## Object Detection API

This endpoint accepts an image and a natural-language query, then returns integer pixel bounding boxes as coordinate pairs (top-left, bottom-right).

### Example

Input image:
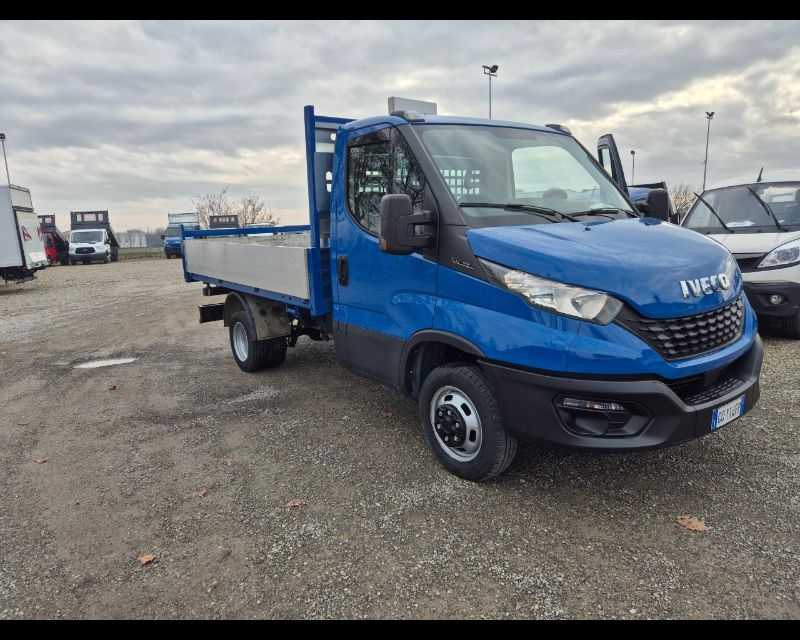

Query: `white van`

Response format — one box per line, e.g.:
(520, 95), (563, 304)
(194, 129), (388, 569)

(682, 170), (800, 337)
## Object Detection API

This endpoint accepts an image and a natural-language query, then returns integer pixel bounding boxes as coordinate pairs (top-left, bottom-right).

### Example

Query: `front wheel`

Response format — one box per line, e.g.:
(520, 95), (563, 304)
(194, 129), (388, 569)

(418, 363), (518, 481)
(229, 310), (287, 372)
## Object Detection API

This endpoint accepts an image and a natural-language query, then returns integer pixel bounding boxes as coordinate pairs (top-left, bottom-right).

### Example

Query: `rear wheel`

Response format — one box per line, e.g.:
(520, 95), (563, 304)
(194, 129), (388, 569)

(784, 312), (800, 339)
(418, 363), (518, 481)
(229, 310), (287, 372)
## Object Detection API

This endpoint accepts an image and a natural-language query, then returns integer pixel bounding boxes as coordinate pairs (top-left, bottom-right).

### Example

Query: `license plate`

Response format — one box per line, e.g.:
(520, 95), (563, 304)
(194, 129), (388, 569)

(711, 395), (746, 431)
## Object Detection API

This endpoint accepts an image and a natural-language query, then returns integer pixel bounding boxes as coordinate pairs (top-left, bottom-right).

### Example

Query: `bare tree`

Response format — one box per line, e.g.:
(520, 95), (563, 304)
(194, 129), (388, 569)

(192, 188), (233, 229)
(670, 182), (698, 223)
(235, 194), (281, 227)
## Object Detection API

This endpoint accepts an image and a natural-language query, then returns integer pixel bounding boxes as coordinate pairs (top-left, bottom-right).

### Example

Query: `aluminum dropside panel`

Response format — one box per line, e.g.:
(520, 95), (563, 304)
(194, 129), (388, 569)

(184, 239), (311, 302)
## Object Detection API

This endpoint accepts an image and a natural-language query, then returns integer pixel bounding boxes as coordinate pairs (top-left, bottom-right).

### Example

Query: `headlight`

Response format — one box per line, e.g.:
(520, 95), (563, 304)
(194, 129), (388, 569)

(479, 259), (623, 324)
(758, 239), (800, 269)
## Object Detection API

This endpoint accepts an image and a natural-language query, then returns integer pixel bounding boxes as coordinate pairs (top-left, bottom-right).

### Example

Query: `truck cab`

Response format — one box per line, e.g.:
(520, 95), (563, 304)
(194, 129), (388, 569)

(69, 227), (113, 264)
(181, 105), (763, 481)
(38, 214), (70, 265)
(596, 133), (678, 223)
(68, 211), (119, 265)
(682, 170), (800, 337)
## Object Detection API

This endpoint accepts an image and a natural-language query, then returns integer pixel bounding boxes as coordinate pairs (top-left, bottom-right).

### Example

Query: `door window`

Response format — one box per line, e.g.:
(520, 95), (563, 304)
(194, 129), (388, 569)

(347, 129), (427, 235)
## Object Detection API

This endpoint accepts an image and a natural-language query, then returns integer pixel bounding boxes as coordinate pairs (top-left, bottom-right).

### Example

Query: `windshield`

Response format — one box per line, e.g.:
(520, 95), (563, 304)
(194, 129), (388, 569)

(165, 225), (182, 237)
(70, 231), (103, 243)
(685, 183), (800, 230)
(418, 125), (634, 228)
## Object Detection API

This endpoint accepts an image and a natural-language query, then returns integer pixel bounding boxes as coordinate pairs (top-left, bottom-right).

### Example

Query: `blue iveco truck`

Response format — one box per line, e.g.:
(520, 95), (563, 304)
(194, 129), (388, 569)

(163, 212), (201, 258)
(181, 104), (763, 481)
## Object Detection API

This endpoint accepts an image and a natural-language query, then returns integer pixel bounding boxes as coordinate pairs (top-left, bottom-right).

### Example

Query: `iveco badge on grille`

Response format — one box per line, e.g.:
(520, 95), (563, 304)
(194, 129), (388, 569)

(680, 273), (731, 299)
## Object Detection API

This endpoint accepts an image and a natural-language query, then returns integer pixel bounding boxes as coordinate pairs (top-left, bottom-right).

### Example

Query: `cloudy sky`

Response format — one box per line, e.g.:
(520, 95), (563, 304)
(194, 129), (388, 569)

(2, 20), (799, 230)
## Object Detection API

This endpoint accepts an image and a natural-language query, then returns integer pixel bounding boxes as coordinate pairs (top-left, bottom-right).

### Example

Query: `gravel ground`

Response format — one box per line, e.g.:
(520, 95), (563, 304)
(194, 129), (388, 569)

(0, 259), (798, 619)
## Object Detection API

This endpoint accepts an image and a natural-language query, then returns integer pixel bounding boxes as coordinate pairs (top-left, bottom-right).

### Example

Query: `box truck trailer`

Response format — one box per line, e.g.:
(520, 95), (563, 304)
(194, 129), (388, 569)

(1, 185), (48, 283)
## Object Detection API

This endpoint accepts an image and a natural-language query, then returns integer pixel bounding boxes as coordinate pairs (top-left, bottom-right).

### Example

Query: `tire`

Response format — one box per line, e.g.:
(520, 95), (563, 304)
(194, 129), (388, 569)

(110, 249), (119, 263)
(165, 252), (171, 259)
(69, 260), (75, 266)
(418, 363), (518, 481)
(104, 252), (110, 264)
(228, 310), (287, 372)
(784, 312), (800, 339)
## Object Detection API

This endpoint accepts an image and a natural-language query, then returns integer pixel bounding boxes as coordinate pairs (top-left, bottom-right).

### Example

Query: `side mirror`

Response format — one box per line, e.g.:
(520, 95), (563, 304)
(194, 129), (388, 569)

(379, 194), (434, 255)
(636, 188), (670, 221)
(160, 234), (165, 240)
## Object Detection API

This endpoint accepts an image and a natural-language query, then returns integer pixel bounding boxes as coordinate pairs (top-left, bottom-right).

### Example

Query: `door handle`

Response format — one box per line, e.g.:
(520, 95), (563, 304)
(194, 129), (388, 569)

(337, 255), (349, 286)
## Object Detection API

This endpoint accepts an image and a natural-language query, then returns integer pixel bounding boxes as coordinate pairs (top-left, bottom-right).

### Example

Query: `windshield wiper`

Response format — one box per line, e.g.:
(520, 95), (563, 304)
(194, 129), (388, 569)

(746, 186), (788, 232)
(693, 192), (732, 233)
(460, 202), (581, 223)
(572, 207), (637, 220)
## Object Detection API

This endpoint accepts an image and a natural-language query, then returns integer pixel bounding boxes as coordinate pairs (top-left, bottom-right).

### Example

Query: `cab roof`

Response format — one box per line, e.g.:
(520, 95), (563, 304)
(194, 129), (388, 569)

(339, 114), (568, 135)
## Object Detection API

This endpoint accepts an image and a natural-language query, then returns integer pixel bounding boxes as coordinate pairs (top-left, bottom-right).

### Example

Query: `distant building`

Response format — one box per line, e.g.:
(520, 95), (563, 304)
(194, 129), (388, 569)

(117, 229), (148, 248)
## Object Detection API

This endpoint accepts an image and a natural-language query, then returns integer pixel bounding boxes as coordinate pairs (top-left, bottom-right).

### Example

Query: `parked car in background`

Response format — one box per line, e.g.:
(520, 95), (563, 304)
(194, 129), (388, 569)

(682, 170), (800, 337)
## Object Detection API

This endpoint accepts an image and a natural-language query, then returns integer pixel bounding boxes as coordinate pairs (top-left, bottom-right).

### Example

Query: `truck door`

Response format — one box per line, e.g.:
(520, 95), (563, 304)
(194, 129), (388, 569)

(332, 125), (437, 385)
(597, 133), (628, 193)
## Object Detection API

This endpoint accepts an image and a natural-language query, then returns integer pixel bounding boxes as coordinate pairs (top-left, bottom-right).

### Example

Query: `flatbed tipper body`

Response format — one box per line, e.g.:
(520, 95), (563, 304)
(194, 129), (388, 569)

(182, 104), (763, 481)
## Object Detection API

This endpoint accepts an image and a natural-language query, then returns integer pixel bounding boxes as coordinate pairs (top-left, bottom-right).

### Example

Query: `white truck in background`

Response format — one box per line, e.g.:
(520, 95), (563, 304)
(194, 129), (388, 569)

(0, 185), (48, 283)
(68, 210), (120, 264)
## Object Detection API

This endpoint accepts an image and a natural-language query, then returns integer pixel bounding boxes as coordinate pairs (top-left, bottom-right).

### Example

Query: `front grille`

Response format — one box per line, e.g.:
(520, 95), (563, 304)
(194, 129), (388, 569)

(75, 247), (95, 254)
(684, 376), (744, 405)
(616, 297), (744, 361)
(733, 253), (765, 273)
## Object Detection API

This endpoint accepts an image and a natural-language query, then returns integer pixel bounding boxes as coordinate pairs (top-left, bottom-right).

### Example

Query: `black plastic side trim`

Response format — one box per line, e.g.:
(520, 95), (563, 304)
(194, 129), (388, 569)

(336, 323), (405, 388)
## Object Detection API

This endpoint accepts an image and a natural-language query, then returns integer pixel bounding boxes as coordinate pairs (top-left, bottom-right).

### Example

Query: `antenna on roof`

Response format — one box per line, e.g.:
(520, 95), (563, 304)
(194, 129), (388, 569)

(756, 167), (763, 183)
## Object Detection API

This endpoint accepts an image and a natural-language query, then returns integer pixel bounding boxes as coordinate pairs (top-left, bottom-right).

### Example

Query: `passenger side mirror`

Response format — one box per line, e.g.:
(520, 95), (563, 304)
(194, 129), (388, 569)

(379, 194), (434, 255)
(160, 234), (165, 240)
(636, 188), (670, 222)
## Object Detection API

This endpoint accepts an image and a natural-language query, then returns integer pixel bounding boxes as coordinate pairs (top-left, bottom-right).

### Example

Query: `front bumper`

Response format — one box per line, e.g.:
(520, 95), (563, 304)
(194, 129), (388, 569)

(743, 281), (800, 319)
(480, 334), (763, 451)
(70, 251), (106, 262)
(164, 245), (182, 257)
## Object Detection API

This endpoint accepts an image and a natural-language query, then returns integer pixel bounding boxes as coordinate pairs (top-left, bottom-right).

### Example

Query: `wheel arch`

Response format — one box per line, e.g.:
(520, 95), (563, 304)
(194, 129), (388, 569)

(224, 292), (290, 341)
(399, 330), (486, 399)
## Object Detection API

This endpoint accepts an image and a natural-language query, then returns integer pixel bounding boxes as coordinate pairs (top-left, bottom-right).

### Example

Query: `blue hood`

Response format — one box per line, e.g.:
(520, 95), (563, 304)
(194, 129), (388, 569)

(467, 218), (741, 318)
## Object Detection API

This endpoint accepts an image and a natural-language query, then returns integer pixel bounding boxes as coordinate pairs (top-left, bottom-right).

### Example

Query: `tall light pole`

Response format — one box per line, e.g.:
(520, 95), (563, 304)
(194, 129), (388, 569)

(0, 133), (11, 186)
(630, 149), (636, 185)
(702, 111), (714, 191)
(482, 64), (498, 119)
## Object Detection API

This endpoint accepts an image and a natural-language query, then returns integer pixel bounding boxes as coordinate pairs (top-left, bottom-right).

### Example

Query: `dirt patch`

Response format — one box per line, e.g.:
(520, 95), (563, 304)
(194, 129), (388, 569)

(0, 260), (798, 619)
